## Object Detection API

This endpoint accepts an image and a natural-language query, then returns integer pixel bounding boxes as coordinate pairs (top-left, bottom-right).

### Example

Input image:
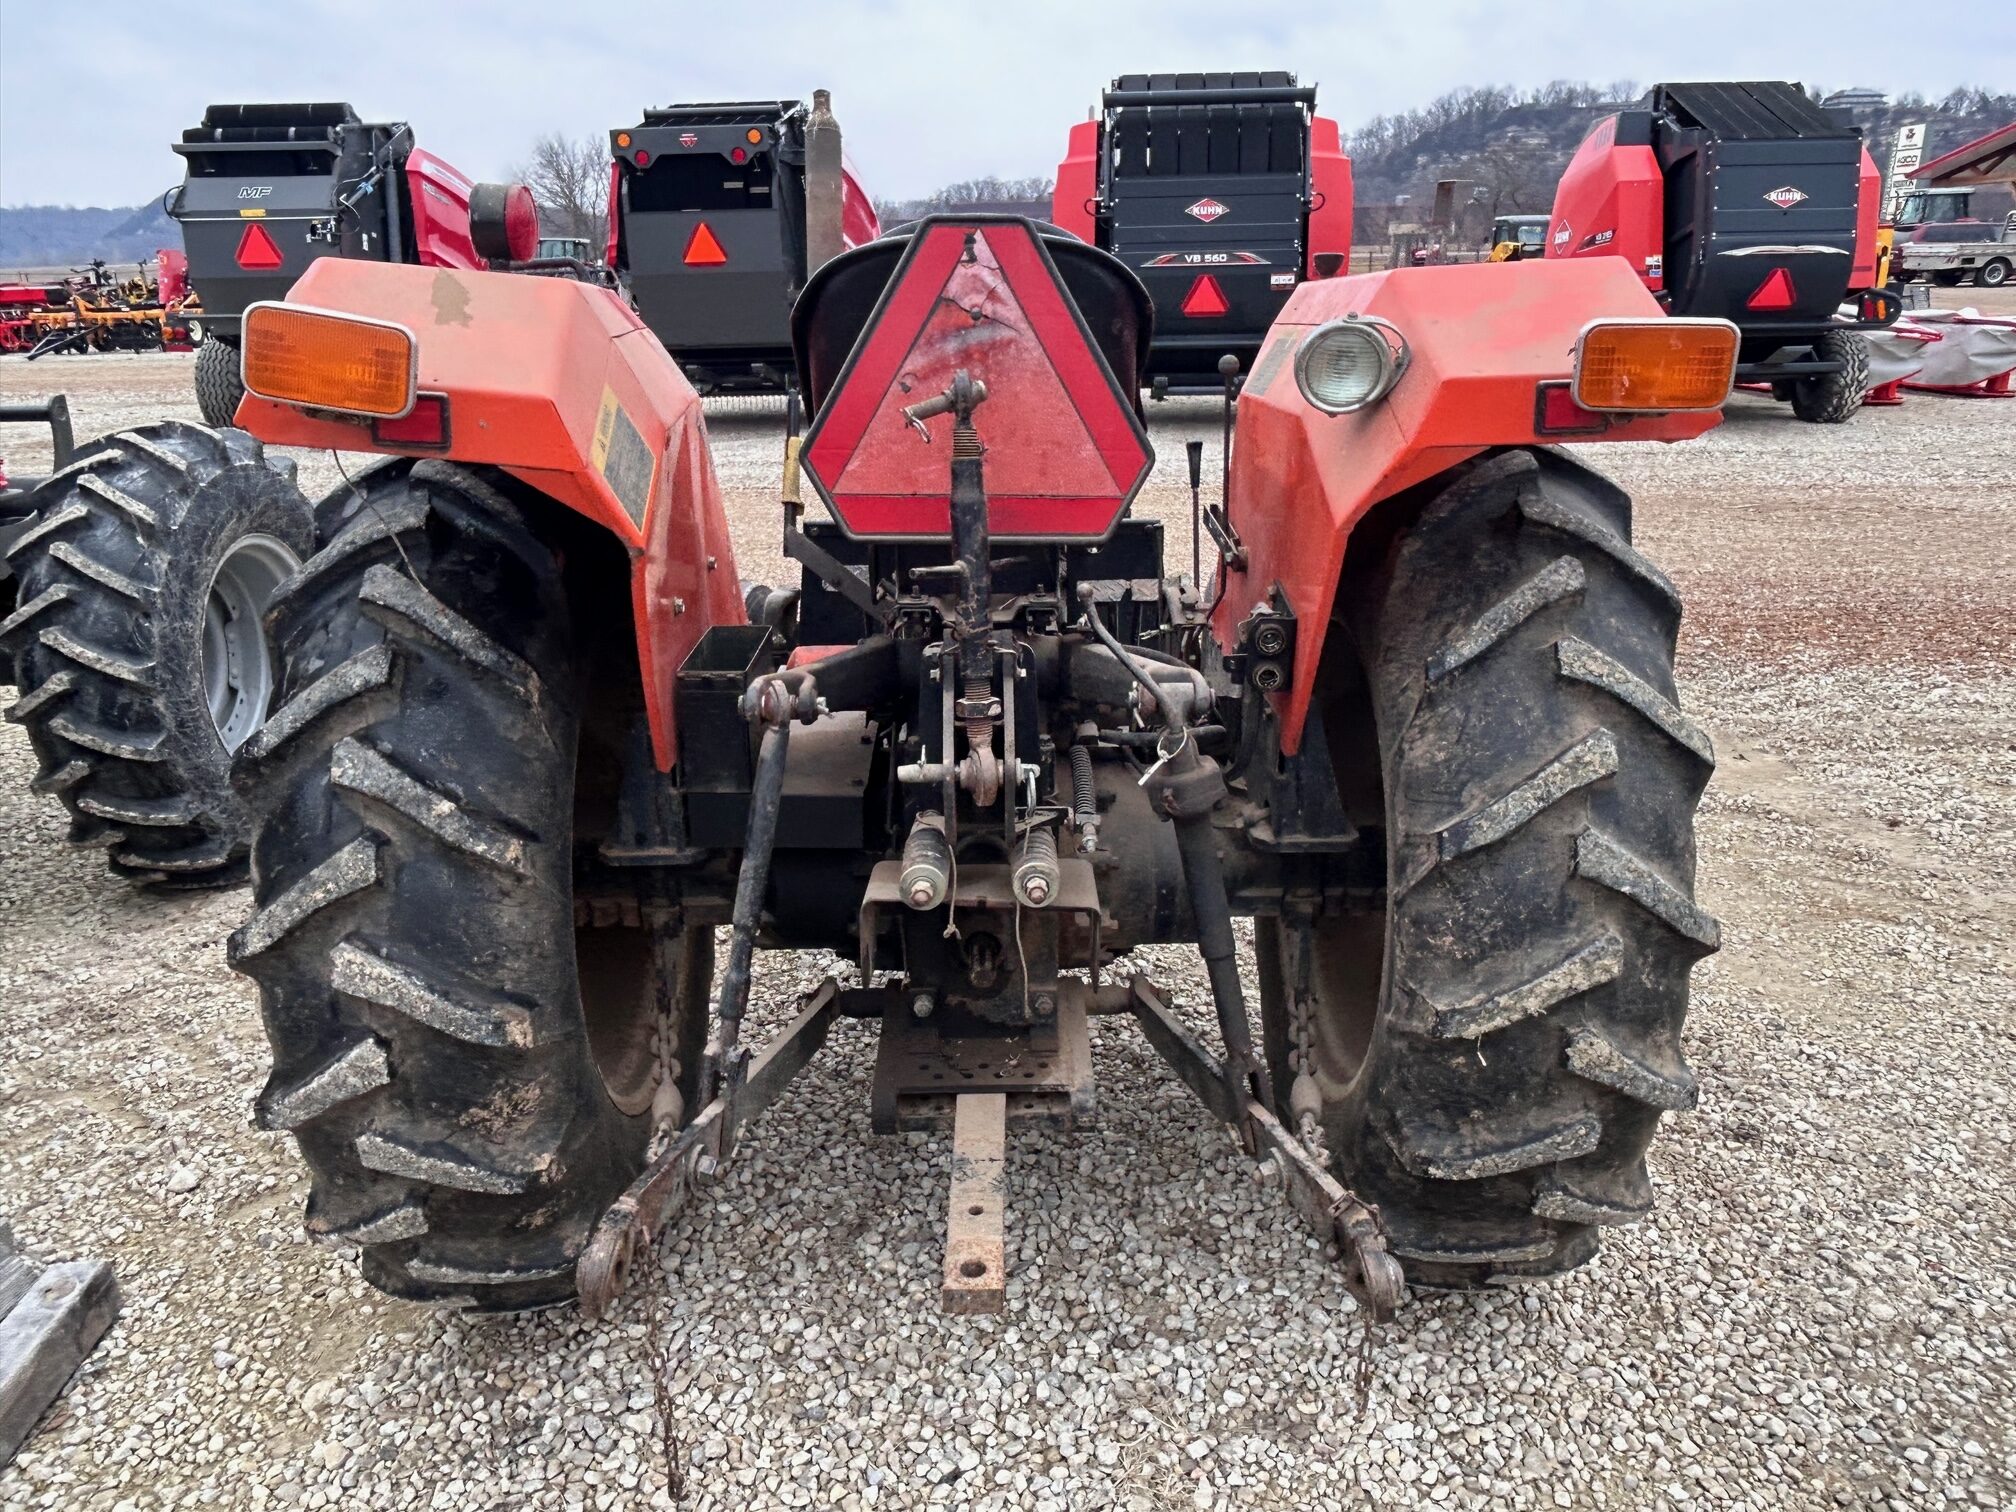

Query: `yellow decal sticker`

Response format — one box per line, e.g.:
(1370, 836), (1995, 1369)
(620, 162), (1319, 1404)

(590, 387), (656, 528)
(238, 208), (267, 218)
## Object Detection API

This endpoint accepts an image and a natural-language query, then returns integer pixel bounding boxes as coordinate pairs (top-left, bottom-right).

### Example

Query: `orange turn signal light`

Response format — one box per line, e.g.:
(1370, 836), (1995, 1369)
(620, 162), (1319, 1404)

(615, 132), (632, 148)
(240, 302), (418, 420)
(1572, 318), (1739, 412)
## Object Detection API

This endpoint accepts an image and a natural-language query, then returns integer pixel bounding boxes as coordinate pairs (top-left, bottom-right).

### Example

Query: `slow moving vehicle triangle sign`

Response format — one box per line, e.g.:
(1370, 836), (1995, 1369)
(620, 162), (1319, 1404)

(800, 218), (1152, 541)
(683, 221), (728, 266)
(234, 222), (286, 271)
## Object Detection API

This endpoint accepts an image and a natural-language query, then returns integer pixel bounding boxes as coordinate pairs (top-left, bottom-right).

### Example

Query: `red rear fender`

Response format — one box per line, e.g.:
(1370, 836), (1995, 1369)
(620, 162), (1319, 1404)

(233, 258), (745, 768)
(1217, 258), (1722, 754)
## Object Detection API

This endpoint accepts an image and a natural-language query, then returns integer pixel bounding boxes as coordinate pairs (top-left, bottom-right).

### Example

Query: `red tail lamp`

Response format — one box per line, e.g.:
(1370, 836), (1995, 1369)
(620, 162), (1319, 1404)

(372, 393), (451, 449)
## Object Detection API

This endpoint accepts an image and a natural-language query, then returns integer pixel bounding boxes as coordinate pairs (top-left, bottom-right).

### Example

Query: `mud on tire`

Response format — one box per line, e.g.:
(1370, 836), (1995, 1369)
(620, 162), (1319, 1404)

(228, 459), (711, 1311)
(1261, 447), (1719, 1289)
(1, 422), (310, 887)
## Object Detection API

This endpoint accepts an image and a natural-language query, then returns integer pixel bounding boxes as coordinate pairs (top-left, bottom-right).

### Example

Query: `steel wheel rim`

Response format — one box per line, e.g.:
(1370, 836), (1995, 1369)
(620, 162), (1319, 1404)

(203, 533), (298, 751)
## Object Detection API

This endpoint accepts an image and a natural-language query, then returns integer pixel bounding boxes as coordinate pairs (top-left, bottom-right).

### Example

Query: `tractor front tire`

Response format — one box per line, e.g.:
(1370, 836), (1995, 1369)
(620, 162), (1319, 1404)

(1789, 331), (1869, 423)
(228, 459), (712, 1311)
(194, 338), (245, 429)
(1, 422), (310, 887)
(1260, 447), (1718, 1288)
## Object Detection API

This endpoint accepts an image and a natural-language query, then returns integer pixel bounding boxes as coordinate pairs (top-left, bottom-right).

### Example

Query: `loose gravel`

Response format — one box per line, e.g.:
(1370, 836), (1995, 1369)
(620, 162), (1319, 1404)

(2, 299), (2012, 1511)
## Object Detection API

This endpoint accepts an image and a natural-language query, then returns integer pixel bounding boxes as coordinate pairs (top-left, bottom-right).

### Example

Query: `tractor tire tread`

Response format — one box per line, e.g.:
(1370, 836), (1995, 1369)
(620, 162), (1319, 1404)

(229, 460), (666, 1311)
(1790, 330), (1870, 423)
(194, 339), (245, 429)
(1316, 445), (1715, 1288)
(3, 422), (311, 888)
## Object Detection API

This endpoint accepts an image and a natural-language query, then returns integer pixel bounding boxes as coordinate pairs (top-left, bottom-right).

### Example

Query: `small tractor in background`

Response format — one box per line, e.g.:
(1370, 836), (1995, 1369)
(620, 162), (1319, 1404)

(1548, 80), (1898, 422)
(167, 103), (486, 426)
(0, 400), (312, 887)
(1053, 73), (1353, 393)
(1489, 214), (1551, 261)
(216, 117), (1735, 1330)
(605, 91), (879, 393)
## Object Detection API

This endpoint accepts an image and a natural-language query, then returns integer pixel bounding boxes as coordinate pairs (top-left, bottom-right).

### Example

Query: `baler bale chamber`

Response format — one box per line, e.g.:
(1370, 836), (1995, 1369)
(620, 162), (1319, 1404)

(607, 96), (878, 394)
(1053, 73), (1353, 392)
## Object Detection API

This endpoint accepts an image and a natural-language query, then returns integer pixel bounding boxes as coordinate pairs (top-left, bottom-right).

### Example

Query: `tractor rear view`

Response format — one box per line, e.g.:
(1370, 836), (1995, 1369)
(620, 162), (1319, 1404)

(219, 184), (1733, 1330)
(607, 93), (879, 393)
(1548, 80), (1897, 422)
(1053, 73), (1353, 392)
(168, 103), (485, 425)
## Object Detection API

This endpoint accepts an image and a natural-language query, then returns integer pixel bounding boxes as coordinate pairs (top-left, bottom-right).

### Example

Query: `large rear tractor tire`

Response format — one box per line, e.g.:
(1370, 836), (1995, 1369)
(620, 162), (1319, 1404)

(228, 459), (712, 1311)
(1789, 330), (1869, 423)
(1259, 447), (1718, 1288)
(194, 338), (245, 429)
(1, 422), (310, 887)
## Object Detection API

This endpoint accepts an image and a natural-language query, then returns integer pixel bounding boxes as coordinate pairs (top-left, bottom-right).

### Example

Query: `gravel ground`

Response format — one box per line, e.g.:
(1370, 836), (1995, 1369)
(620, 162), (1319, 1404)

(2, 292), (2013, 1512)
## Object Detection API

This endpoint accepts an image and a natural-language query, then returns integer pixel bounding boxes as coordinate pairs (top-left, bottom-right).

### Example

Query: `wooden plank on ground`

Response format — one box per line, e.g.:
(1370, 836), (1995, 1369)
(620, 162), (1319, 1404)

(0, 1249), (120, 1466)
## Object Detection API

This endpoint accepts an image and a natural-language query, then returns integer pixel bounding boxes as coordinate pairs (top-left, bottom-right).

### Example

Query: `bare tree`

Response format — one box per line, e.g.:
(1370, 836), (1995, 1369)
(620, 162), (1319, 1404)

(512, 132), (610, 253)
(877, 175), (1057, 224)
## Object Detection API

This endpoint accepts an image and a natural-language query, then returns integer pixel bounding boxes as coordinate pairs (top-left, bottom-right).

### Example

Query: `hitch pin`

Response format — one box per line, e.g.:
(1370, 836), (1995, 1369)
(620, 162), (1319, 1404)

(901, 390), (954, 441)
(1137, 728), (1188, 787)
(901, 379), (988, 443)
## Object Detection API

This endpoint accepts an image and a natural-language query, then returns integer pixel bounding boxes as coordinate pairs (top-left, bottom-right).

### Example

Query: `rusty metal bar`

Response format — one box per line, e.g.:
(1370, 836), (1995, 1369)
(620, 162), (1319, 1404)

(577, 980), (841, 1317)
(1127, 976), (1405, 1320)
(941, 1093), (1007, 1314)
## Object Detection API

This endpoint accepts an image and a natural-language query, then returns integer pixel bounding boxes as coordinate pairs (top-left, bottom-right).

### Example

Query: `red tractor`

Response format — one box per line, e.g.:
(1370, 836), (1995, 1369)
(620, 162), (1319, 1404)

(218, 193), (1735, 1320)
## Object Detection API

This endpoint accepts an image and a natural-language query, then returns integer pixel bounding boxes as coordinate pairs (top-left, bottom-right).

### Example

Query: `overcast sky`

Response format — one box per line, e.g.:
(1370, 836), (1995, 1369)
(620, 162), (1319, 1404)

(2, 0), (2010, 207)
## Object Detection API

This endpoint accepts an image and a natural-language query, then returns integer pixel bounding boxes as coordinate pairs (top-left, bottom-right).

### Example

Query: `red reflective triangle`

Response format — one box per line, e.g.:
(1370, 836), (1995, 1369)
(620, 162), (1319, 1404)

(1747, 266), (1796, 311)
(234, 222), (286, 271)
(1180, 274), (1230, 318)
(799, 220), (1151, 540)
(683, 221), (728, 266)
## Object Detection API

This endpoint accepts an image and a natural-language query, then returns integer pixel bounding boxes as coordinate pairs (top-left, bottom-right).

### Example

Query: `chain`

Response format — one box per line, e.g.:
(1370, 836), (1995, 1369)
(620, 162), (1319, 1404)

(1286, 929), (1330, 1165)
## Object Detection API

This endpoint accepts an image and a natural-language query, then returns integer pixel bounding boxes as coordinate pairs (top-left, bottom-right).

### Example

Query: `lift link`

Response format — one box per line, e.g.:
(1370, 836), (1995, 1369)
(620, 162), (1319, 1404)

(580, 667), (835, 1319)
(576, 982), (842, 1318)
(1126, 978), (1405, 1322)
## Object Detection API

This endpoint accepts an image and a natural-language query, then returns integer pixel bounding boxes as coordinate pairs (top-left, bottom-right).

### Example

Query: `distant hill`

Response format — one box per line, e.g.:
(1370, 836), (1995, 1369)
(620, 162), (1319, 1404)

(1346, 83), (2016, 233)
(1, 198), (179, 274)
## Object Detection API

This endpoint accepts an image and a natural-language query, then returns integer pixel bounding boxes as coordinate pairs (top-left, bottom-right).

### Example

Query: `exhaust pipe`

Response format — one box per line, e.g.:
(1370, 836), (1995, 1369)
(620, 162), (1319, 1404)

(805, 88), (846, 275)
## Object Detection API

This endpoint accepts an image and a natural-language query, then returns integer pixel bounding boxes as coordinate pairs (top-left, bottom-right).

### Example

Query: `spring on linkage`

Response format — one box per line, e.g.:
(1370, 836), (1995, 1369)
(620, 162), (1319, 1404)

(1012, 825), (1061, 908)
(1069, 743), (1097, 847)
(900, 813), (952, 911)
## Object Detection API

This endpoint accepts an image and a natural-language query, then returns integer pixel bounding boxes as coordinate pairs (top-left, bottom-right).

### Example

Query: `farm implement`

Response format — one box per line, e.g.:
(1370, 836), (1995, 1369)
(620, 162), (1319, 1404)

(168, 103), (488, 425)
(0, 258), (197, 359)
(1548, 80), (1899, 421)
